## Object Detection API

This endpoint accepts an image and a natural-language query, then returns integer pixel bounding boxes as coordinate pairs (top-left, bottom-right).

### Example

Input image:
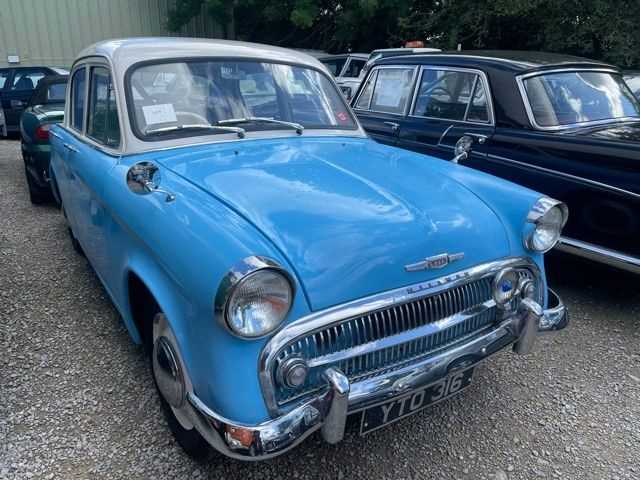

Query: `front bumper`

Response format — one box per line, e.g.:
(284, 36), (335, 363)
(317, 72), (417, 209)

(184, 288), (567, 461)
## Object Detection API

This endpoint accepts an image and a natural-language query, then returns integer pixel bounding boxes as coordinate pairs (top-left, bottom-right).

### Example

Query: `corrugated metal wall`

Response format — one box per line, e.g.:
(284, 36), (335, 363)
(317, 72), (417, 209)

(0, 0), (222, 68)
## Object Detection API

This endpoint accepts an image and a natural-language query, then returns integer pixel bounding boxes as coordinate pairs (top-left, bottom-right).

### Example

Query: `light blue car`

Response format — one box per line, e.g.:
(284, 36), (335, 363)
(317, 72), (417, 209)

(49, 38), (568, 461)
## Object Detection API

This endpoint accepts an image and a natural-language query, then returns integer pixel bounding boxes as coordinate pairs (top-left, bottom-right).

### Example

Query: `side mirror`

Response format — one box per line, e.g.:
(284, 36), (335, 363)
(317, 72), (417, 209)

(127, 161), (175, 203)
(451, 133), (489, 164)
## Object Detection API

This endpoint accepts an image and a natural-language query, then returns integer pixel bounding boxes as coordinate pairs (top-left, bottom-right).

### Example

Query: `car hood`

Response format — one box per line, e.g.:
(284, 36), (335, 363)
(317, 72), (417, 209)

(157, 137), (511, 311)
(574, 120), (640, 142)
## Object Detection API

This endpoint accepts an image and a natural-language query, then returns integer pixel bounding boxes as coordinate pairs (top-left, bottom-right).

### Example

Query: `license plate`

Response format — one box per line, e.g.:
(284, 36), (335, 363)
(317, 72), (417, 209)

(359, 367), (475, 435)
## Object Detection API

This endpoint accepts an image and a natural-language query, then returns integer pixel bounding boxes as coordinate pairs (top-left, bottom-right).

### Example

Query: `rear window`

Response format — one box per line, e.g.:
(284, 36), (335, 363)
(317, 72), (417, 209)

(47, 83), (67, 102)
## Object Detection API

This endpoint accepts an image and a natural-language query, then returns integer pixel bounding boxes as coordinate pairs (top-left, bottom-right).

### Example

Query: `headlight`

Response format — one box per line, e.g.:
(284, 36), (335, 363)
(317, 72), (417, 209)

(525, 198), (568, 253)
(216, 257), (294, 339)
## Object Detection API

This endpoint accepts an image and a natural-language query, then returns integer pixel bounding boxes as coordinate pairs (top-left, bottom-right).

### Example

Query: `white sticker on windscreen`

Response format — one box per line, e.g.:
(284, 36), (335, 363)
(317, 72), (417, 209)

(142, 104), (178, 125)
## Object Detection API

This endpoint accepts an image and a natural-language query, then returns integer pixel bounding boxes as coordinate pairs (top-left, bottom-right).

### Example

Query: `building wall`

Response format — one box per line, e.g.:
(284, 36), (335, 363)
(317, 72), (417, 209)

(0, 0), (221, 68)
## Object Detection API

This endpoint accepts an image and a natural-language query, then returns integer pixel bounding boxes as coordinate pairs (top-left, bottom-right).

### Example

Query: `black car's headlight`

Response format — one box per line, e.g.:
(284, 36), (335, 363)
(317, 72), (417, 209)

(524, 197), (568, 253)
(215, 256), (294, 338)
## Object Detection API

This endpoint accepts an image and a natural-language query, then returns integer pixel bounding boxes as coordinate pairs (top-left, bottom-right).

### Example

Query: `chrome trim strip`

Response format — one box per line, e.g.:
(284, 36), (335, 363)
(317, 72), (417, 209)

(486, 153), (640, 200)
(515, 68), (640, 132)
(557, 237), (640, 274)
(259, 256), (541, 416)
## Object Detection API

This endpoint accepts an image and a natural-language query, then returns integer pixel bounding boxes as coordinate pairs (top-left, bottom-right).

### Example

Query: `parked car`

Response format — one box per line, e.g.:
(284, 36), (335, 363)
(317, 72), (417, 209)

(319, 53), (369, 100)
(353, 51), (640, 274)
(20, 74), (68, 204)
(0, 66), (68, 136)
(50, 38), (567, 461)
(624, 71), (640, 98)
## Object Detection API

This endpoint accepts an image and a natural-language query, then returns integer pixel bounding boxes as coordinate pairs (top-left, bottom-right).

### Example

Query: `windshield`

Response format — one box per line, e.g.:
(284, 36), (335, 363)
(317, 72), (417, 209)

(128, 60), (356, 139)
(522, 71), (640, 128)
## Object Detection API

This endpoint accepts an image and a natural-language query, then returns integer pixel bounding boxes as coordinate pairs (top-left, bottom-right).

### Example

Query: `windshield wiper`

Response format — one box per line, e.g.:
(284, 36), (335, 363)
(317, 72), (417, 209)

(144, 123), (246, 138)
(217, 117), (304, 135)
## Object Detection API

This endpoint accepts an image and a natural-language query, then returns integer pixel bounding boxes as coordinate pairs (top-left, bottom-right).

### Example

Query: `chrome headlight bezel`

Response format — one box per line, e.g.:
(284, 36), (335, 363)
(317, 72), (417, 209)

(214, 256), (295, 339)
(524, 197), (568, 253)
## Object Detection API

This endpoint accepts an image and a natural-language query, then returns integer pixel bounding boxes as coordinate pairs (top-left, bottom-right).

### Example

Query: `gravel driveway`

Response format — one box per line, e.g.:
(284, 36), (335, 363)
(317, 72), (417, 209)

(1, 138), (639, 479)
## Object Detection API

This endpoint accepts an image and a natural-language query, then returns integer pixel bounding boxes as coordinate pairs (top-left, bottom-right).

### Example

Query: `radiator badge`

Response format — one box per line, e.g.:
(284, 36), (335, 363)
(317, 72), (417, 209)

(404, 252), (465, 272)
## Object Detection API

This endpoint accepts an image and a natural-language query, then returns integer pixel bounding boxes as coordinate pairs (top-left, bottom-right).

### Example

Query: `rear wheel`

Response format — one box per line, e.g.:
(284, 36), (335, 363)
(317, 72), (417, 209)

(151, 312), (212, 460)
(24, 163), (50, 205)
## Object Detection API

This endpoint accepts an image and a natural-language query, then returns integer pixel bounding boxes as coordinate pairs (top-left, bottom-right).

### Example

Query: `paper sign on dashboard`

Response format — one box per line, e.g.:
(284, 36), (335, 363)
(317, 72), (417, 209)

(142, 104), (178, 125)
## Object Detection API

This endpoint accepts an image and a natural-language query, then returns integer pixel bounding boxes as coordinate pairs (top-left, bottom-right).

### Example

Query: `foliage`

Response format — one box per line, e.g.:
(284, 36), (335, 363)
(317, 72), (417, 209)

(167, 0), (640, 68)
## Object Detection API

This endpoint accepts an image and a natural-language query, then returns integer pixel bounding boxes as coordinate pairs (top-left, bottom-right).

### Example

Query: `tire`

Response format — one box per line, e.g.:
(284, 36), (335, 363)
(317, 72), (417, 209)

(150, 313), (212, 460)
(24, 164), (50, 205)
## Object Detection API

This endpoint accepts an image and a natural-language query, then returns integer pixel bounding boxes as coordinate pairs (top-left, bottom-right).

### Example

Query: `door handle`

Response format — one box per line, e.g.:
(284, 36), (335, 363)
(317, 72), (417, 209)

(384, 121), (400, 131)
(63, 143), (79, 153)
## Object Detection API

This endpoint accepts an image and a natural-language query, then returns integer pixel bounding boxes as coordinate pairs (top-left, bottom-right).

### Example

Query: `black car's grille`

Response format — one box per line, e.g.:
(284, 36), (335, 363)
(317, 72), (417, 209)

(273, 274), (508, 406)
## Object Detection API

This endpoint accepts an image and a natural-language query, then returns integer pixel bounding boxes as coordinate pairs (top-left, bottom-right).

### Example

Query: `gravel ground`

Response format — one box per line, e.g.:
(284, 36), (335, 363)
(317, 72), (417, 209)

(1, 138), (639, 480)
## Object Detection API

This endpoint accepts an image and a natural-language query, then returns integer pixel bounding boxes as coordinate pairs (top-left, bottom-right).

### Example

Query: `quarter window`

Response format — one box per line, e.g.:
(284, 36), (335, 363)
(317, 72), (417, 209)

(369, 68), (415, 114)
(87, 67), (120, 148)
(354, 70), (377, 110)
(413, 69), (491, 123)
(71, 67), (86, 131)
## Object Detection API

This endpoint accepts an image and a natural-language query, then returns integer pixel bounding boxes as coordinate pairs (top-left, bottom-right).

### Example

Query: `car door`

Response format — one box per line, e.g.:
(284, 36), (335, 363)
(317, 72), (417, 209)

(69, 65), (122, 280)
(54, 65), (88, 234)
(3, 68), (49, 129)
(395, 66), (495, 164)
(353, 66), (418, 146)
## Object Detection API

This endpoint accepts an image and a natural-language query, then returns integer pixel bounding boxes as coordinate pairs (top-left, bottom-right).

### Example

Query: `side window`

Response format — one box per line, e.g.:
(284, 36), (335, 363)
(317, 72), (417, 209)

(71, 68), (86, 131)
(87, 67), (120, 148)
(322, 58), (347, 77)
(354, 70), (378, 110)
(10, 69), (47, 90)
(413, 68), (491, 123)
(369, 68), (415, 115)
(467, 80), (490, 122)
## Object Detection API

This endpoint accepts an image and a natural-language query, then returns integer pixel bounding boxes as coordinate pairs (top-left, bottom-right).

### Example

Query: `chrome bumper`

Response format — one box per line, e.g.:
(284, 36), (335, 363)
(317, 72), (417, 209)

(185, 289), (567, 461)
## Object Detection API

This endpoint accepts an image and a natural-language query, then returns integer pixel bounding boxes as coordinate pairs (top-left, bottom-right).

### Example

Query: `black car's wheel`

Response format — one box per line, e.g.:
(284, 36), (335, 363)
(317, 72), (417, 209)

(24, 164), (50, 205)
(61, 205), (84, 255)
(151, 312), (212, 460)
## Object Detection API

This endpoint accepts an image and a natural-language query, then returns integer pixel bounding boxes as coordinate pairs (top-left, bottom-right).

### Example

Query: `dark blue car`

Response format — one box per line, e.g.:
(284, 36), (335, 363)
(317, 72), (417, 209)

(353, 51), (640, 275)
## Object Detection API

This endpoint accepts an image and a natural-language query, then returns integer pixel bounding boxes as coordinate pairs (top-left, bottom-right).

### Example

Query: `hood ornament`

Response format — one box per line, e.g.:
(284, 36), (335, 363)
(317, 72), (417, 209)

(405, 252), (464, 272)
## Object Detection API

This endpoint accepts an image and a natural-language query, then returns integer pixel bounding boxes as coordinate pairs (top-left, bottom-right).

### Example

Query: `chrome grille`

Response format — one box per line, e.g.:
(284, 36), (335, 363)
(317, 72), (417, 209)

(274, 275), (499, 405)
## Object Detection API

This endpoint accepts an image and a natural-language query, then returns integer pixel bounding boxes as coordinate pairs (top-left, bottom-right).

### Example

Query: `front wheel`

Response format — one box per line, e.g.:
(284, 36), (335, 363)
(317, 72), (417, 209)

(151, 312), (212, 460)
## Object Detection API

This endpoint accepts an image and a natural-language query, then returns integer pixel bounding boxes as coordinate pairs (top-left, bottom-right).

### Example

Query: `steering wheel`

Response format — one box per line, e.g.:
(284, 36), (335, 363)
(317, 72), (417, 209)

(175, 111), (210, 125)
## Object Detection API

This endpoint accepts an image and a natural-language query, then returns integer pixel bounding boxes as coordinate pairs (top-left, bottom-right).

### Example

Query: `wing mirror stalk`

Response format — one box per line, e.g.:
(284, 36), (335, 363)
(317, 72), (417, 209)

(452, 133), (489, 164)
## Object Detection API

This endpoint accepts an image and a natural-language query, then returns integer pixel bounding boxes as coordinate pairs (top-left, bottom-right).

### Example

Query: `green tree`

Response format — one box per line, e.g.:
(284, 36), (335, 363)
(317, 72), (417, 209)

(167, 0), (640, 67)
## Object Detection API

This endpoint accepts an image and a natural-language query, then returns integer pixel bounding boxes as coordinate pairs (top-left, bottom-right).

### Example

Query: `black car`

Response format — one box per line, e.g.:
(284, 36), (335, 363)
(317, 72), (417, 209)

(0, 66), (68, 136)
(353, 51), (640, 274)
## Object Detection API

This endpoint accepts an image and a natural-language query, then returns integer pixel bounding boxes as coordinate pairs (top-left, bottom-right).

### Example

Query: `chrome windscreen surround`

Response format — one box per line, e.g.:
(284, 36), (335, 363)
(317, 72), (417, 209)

(259, 257), (542, 416)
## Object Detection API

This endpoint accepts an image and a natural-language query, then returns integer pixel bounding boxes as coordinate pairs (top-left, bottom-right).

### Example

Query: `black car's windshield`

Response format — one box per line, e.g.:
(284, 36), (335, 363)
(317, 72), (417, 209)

(522, 71), (640, 128)
(128, 60), (357, 139)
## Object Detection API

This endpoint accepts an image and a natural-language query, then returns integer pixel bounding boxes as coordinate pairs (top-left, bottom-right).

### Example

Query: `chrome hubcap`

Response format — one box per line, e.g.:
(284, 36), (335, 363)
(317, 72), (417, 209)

(153, 336), (185, 408)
